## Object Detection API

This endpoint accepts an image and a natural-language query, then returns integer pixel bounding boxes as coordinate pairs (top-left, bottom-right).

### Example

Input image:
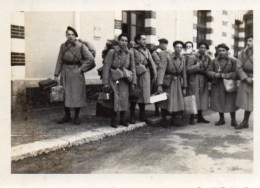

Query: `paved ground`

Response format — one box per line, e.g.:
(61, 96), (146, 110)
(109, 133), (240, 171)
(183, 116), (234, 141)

(12, 110), (253, 174)
(11, 103), (154, 147)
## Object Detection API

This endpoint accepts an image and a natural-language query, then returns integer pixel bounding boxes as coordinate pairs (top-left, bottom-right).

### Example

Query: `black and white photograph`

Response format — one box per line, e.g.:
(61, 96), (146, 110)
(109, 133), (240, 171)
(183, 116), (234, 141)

(1, 0), (260, 187)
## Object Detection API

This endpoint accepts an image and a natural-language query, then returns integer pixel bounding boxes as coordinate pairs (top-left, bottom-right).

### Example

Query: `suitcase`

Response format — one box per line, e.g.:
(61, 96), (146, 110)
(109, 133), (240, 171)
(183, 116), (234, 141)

(150, 92), (167, 103)
(98, 92), (111, 100)
(38, 78), (57, 90)
(50, 85), (65, 102)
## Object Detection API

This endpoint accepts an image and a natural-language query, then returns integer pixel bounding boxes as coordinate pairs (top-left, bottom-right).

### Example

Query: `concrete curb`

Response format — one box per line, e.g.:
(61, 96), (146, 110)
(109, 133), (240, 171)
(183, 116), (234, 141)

(11, 122), (146, 161)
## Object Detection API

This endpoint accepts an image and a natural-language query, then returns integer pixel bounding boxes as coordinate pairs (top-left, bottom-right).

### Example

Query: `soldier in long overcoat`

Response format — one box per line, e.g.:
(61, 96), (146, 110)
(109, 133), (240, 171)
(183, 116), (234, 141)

(151, 38), (170, 116)
(157, 41), (187, 128)
(129, 34), (157, 123)
(54, 26), (95, 125)
(206, 44), (238, 127)
(186, 41), (211, 125)
(102, 34), (137, 128)
(235, 36), (253, 129)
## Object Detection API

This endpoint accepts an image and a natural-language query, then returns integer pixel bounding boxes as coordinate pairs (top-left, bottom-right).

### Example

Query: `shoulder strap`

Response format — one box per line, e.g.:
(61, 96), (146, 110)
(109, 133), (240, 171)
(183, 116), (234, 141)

(135, 48), (149, 60)
(67, 44), (83, 63)
(222, 58), (231, 72)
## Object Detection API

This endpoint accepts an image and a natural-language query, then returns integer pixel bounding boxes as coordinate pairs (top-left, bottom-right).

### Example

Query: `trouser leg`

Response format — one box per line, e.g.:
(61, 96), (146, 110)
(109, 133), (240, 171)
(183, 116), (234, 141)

(230, 112), (238, 127)
(111, 111), (117, 128)
(215, 112), (225, 126)
(73, 107), (81, 125)
(129, 102), (136, 124)
(138, 103), (146, 122)
(57, 107), (71, 124)
(120, 111), (129, 127)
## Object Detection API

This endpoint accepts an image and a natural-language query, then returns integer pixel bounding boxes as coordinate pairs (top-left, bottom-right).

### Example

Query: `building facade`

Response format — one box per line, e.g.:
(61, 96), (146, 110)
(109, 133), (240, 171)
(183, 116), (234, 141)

(11, 10), (251, 118)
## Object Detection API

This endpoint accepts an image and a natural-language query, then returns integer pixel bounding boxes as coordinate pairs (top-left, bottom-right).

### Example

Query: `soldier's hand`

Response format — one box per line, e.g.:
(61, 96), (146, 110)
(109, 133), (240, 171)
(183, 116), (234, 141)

(197, 61), (203, 68)
(157, 85), (163, 94)
(183, 88), (187, 96)
(54, 76), (58, 82)
(152, 76), (157, 85)
(131, 84), (137, 90)
(103, 84), (110, 91)
(221, 73), (227, 79)
(246, 78), (253, 85)
(215, 73), (221, 78)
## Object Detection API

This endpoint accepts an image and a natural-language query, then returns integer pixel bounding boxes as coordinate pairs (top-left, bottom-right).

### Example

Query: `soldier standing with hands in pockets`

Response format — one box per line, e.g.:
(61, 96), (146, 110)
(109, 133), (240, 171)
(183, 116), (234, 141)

(54, 26), (95, 125)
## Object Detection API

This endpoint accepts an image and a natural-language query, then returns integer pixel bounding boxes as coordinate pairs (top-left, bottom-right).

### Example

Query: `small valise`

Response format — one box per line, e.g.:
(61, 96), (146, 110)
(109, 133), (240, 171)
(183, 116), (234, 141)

(150, 92), (167, 103)
(50, 85), (65, 102)
(38, 78), (57, 90)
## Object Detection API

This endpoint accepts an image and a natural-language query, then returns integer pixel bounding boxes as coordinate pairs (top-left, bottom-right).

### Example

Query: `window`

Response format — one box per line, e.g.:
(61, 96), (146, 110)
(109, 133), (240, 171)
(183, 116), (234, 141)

(233, 20), (242, 57)
(122, 11), (145, 41)
(197, 10), (208, 43)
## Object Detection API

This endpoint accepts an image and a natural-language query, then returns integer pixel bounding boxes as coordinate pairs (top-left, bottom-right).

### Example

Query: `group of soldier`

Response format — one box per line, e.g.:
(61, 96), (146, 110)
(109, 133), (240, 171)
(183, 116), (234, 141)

(54, 26), (253, 130)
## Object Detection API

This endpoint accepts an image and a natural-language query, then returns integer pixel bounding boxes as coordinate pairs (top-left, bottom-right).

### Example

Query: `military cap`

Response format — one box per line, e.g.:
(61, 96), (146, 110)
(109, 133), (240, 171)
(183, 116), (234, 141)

(184, 41), (193, 48)
(158, 38), (168, 44)
(173, 40), (185, 48)
(67, 26), (78, 37)
(197, 41), (209, 50)
(216, 43), (229, 51)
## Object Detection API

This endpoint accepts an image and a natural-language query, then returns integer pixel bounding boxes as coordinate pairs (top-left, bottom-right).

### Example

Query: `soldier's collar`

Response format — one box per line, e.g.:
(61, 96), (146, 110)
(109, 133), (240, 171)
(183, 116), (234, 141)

(65, 39), (77, 46)
(135, 45), (146, 51)
(217, 55), (229, 60)
(173, 52), (182, 58)
(115, 45), (129, 54)
(195, 52), (207, 58)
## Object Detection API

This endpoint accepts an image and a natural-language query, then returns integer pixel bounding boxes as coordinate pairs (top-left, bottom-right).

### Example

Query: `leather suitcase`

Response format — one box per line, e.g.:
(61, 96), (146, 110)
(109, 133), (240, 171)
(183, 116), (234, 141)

(38, 78), (58, 90)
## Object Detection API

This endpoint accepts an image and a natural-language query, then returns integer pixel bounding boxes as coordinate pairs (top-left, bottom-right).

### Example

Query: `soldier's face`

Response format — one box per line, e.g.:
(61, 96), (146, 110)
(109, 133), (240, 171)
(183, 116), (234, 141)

(185, 43), (193, 52)
(247, 38), (253, 48)
(199, 45), (207, 55)
(129, 41), (135, 48)
(217, 48), (228, 57)
(118, 36), (128, 49)
(174, 44), (183, 54)
(138, 35), (146, 47)
(66, 30), (76, 42)
(159, 43), (168, 50)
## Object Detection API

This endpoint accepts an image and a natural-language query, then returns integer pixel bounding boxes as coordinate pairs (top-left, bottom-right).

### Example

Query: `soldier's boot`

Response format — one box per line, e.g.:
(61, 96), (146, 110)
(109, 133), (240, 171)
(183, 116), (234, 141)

(129, 103), (136, 124)
(139, 103), (147, 122)
(171, 112), (183, 127)
(215, 112), (225, 126)
(73, 107), (81, 125)
(111, 112), (117, 128)
(119, 111), (129, 127)
(189, 114), (196, 125)
(235, 111), (250, 129)
(57, 107), (71, 124)
(161, 109), (169, 128)
(230, 112), (238, 127)
(197, 110), (210, 123)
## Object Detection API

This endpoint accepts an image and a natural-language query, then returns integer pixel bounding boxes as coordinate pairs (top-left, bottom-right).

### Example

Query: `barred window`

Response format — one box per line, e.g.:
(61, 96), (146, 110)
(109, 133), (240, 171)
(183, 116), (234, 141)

(197, 10), (208, 43)
(122, 11), (145, 41)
